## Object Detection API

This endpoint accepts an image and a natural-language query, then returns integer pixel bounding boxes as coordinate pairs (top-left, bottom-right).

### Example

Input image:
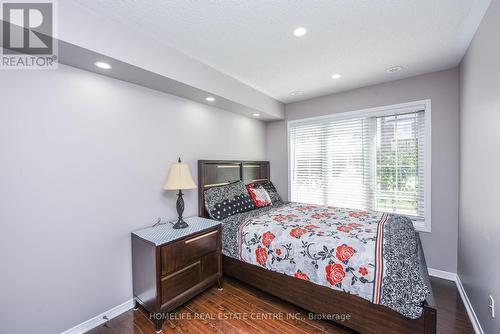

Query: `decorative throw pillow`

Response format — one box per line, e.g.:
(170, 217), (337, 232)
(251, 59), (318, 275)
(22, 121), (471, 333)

(204, 181), (256, 220)
(246, 183), (272, 207)
(260, 181), (283, 205)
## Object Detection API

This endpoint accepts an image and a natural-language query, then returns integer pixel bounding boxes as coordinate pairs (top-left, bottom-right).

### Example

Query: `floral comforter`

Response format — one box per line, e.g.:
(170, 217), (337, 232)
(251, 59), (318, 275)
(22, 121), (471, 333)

(221, 202), (430, 319)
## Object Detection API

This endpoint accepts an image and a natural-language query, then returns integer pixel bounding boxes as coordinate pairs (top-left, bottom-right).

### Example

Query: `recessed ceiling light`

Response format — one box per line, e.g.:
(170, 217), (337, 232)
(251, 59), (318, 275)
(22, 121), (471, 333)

(293, 27), (307, 37)
(252, 113), (260, 117)
(94, 61), (112, 70)
(205, 96), (215, 102)
(386, 66), (404, 73)
(331, 73), (342, 79)
(290, 91), (304, 96)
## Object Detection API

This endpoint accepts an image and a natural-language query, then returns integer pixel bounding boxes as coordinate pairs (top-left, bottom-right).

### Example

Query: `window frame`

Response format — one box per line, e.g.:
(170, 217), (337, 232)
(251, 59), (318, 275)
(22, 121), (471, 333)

(287, 99), (432, 233)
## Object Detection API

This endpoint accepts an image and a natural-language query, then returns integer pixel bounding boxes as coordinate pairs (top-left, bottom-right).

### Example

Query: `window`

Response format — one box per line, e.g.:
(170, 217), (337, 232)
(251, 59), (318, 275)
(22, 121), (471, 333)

(288, 100), (431, 231)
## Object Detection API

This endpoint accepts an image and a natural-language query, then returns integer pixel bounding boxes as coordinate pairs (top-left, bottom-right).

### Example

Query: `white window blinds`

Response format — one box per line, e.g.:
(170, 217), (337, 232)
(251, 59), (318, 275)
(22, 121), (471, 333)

(289, 103), (429, 228)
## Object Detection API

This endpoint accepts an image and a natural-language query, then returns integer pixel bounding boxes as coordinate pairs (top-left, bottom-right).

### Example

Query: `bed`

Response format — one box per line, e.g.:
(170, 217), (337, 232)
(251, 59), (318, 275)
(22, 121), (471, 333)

(198, 160), (436, 334)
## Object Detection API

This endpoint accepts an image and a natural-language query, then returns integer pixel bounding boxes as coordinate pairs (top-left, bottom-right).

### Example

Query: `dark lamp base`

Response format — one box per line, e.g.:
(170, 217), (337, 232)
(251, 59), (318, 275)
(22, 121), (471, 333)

(172, 219), (189, 229)
(173, 189), (189, 229)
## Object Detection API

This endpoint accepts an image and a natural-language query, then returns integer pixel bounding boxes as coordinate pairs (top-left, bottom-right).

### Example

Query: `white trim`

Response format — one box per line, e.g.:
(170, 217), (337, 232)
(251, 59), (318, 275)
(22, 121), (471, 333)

(456, 275), (485, 334)
(287, 99), (432, 233)
(286, 120), (291, 202)
(426, 269), (484, 334)
(427, 267), (457, 281)
(60, 299), (134, 334)
(424, 99), (432, 233)
(287, 100), (430, 126)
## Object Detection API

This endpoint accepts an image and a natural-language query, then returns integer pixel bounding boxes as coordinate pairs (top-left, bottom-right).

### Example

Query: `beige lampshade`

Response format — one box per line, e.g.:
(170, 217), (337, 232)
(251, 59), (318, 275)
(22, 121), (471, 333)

(163, 161), (197, 190)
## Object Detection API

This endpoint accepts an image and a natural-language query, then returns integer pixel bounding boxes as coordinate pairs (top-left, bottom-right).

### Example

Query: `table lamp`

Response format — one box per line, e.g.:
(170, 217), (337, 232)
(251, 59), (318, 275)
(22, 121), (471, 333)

(163, 158), (197, 229)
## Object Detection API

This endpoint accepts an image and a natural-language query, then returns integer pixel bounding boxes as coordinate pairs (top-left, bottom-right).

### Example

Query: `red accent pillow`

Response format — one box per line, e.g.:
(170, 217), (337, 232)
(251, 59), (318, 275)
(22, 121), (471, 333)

(246, 183), (272, 207)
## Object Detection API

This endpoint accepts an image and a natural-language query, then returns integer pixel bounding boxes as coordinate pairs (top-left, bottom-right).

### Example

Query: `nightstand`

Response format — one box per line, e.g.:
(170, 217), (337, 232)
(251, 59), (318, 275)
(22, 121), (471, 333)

(131, 217), (222, 333)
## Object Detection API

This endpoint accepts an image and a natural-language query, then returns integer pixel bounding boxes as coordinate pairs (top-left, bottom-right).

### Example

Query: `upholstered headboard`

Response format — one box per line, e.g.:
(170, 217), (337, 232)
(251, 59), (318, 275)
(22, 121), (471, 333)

(197, 160), (270, 218)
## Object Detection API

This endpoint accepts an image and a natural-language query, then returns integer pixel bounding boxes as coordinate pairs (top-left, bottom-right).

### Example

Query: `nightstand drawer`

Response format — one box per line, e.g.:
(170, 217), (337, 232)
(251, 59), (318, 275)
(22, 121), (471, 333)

(161, 261), (201, 304)
(161, 229), (218, 276)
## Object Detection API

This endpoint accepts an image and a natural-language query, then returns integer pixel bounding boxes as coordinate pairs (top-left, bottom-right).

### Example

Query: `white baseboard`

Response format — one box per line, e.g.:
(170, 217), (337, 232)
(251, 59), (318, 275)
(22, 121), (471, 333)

(427, 267), (457, 281)
(61, 299), (134, 334)
(456, 276), (484, 334)
(427, 267), (484, 334)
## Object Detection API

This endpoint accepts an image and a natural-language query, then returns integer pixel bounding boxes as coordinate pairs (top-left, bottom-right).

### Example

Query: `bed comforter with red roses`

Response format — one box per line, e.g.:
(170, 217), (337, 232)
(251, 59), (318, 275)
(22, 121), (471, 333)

(221, 202), (430, 319)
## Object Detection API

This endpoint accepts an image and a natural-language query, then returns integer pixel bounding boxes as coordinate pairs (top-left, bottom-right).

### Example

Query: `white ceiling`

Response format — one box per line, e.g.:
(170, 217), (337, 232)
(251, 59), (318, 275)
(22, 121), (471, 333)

(73, 0), (490, 103)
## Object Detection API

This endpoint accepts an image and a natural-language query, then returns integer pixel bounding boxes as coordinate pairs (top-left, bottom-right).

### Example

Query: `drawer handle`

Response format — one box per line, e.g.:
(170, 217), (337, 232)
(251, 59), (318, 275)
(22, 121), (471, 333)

(185, 230), (217, 244)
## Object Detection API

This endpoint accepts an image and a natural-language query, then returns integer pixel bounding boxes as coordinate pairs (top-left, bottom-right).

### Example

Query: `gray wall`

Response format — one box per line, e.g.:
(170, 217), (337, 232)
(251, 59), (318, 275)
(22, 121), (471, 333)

(459, 0), (499, 333)
(0, 65), (266, 334)
(267, 68), (460, 273)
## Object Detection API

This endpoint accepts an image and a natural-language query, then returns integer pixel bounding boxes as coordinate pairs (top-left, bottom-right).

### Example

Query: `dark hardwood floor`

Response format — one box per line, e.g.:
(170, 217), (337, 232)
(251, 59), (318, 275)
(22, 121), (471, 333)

(87, 277), (473, 334)
(431, 277), (475, 334)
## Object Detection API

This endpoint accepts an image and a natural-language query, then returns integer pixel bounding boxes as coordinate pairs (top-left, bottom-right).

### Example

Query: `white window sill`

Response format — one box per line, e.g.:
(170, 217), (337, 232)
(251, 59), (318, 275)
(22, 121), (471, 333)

(413, 221), (431, 233)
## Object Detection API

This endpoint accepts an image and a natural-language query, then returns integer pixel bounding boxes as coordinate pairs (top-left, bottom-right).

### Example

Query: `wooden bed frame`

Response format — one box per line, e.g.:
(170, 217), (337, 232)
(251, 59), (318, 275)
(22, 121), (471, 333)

(198, 159), (437, 334)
